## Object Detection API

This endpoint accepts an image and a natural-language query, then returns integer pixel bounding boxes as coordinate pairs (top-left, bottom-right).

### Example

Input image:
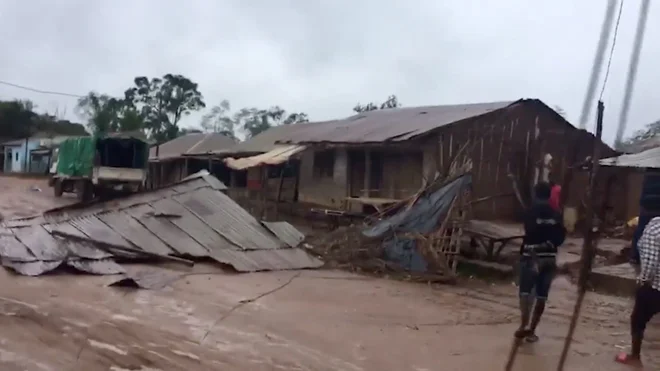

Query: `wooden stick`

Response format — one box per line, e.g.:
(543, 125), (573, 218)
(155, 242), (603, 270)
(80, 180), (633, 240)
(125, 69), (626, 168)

(51, 230), (195, 266)
(555, 101), (605, 370)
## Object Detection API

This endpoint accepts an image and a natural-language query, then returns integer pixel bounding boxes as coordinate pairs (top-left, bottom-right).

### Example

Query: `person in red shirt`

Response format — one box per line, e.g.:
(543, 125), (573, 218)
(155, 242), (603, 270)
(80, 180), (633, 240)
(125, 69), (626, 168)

(548, 181), (561, 213)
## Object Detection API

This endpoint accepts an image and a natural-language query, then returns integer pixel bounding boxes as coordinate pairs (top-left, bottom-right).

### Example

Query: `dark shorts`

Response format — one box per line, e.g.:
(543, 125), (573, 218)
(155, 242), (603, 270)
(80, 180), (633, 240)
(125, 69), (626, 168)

(631, 285), (660, 336)
(519, 257), (556, 300)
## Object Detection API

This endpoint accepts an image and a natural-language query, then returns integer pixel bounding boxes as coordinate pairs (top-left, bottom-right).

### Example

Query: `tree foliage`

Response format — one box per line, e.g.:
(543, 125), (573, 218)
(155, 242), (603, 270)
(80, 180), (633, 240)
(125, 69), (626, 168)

(618, 119), (660, 151)
(201, 101), (309, 139)
(353, 95), (401, 113)
(0, 100), (86, 140)
(76, 92), (145, 135)
(125, 74), (205, 142)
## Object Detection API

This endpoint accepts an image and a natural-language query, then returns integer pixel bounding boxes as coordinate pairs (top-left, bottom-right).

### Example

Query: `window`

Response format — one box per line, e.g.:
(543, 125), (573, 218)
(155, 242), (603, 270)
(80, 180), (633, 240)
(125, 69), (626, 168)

(14, 152), (18, 161)
(313, 150), (335, 178)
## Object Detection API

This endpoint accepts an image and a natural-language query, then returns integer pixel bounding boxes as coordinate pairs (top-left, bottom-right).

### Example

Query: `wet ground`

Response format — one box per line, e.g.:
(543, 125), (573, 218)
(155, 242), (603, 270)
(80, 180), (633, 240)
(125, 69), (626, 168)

(0, 175), (658, 370)
(0, 175), (74, 219)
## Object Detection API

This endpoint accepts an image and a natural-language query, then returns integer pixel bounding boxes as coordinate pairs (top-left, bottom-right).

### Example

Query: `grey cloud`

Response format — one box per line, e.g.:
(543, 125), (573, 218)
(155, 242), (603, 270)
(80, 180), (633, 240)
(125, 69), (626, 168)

(0, 0), (658, 144)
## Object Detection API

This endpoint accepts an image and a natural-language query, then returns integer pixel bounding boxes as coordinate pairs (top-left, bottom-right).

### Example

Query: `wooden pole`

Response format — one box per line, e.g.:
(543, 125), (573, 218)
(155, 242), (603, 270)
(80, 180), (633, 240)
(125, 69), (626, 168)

(274, 163), (286, 219)
(555, 101), (605, 371)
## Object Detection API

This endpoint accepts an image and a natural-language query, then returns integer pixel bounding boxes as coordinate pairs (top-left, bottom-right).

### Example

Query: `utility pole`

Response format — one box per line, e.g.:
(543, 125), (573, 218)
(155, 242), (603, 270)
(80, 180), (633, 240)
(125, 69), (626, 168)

(578, 0), (618, 129)
(615, 0), (651, 148)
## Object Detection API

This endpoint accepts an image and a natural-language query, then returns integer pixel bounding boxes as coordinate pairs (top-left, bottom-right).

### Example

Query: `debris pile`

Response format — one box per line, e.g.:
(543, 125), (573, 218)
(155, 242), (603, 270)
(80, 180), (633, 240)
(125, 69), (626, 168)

(0, 172), (322, 280)
(305, 225), (386, 272)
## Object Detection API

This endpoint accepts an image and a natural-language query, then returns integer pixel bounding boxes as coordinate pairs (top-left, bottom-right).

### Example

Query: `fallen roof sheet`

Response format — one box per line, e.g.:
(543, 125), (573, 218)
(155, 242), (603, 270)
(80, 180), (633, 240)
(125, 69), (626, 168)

(600, 146), (660, 168)
(0, 172), (322, 278)
(276, 101), (515, 144)
(224, 145), (306, 170)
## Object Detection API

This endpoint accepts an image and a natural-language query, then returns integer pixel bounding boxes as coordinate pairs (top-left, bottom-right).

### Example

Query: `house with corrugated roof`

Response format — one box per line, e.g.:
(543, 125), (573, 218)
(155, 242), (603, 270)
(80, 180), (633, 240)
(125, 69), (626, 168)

(223, 98), (616, 221)
(148, 132), (236, 188)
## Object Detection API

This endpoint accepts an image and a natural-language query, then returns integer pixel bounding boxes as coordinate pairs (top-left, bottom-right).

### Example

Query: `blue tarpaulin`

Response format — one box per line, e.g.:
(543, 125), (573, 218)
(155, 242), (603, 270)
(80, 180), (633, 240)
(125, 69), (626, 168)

(362, 174), (472, 272)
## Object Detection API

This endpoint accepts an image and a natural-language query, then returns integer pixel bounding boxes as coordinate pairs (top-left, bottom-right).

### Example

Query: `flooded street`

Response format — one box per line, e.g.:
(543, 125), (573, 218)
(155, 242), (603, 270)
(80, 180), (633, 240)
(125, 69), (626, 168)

(0, 175), (657, 370)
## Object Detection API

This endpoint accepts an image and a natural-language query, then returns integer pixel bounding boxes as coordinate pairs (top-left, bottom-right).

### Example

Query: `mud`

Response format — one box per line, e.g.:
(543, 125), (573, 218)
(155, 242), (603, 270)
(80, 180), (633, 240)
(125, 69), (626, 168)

(0, 176), (74, 219)
(0, 176), (658, 370)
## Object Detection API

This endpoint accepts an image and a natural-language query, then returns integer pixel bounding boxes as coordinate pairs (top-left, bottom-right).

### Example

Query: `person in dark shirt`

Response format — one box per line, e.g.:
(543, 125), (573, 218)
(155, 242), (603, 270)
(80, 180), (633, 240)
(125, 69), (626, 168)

(515, 181), (566, 342)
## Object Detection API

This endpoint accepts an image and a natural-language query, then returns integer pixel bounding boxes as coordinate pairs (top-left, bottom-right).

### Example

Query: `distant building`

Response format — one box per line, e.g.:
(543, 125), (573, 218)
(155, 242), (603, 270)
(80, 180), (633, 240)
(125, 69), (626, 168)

(147, 132), (237, 187)
(2, 134), (78, 174)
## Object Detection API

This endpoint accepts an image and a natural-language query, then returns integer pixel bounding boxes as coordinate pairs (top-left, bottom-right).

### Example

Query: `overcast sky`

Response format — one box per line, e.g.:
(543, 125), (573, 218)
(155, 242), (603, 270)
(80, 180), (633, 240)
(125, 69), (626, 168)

(0, 0), (657, 144)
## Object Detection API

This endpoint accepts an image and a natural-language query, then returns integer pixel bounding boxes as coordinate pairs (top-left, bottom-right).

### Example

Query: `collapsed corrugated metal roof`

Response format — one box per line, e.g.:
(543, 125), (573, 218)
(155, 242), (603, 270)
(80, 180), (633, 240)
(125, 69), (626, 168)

(600, 146), (660, 168)
(224, 145), (306, 170)
(0, 172), (322, 277)
(276, 101), (516, 144)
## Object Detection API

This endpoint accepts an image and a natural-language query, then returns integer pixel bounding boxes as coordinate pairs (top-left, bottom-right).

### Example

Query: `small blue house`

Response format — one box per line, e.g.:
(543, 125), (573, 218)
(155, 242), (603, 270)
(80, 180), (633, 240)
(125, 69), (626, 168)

(2, 135), (74, 174)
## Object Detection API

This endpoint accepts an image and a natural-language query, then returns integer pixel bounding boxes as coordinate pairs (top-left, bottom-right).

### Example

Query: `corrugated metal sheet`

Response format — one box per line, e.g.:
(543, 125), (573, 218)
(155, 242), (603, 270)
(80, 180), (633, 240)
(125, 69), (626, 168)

(151, 198), (234, 251)
(2, 260), (63, 276)
(125, 204), (209, 257)
(0, 173), (321, 278)
(67, 259), (125, 275)
(227, 123), (331, 154)
(174, 188), (284, 250)
(69, 215), (133, 249)
(224, 145), (306, 170)
(149, 133), (236, 160)
(12, 226), (68, 261)
(276, 101), (514, 144)
(209, 247), (322, 272)
(600, 146), (660, 168)
(262, 221), (305, 248)
(43, 223), (111, 259)
(97, 211), (175, 256)
(0, 231), (36, 262)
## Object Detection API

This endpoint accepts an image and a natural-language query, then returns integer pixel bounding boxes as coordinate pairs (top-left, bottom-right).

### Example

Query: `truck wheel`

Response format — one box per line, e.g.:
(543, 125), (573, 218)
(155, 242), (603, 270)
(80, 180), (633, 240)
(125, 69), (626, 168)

(53, 179), (64, 197)
(75, 180), (94, 202)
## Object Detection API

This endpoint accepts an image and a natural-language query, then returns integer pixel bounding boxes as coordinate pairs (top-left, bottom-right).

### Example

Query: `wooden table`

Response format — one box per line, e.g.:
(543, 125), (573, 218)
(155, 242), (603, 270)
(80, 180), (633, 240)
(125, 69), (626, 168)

(464, 220), (524, 260)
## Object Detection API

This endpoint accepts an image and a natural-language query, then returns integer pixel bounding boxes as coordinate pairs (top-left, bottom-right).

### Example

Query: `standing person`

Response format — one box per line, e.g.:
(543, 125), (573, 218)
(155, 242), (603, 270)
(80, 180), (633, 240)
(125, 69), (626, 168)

(615, 216), (660, 366)
(515, 182), (566, 342)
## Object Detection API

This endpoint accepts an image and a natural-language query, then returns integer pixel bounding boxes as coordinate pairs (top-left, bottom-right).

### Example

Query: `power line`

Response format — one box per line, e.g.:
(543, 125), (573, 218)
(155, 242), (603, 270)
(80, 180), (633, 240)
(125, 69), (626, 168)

(599, 0), (625, 101)
(0, 79), (84, 98)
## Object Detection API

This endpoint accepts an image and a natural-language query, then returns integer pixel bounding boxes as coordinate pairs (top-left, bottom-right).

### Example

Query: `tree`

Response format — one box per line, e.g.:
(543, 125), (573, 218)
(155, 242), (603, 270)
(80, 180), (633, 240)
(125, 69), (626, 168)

(0, 100), (38, 138)
(1, 99), (86, 139)
(233, 106), (309, 138)
(353, 94), (401, 113)
(76, 92), (146, 135)
(125, 74), (205, 142)
(200, 100), (236, 139)
(618, 119), (660, 151)
(202, 101), (309, 139)
(76, 92), (121, 134)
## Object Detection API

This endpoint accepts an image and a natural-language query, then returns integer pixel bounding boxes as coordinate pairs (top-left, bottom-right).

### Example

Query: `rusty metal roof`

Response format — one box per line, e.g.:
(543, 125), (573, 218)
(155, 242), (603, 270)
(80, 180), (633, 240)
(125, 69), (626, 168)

(276, 101), (516, 144)
(149, 133), (236, 160)
(0, 173), (322, 277)
(227, 122), (335, 154)
(224, 145), (306, 170)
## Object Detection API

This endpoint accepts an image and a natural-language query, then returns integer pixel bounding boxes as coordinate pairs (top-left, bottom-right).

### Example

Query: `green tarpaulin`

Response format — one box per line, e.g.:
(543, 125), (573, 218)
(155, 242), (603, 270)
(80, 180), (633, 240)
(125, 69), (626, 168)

(55, 137), (96, 177)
